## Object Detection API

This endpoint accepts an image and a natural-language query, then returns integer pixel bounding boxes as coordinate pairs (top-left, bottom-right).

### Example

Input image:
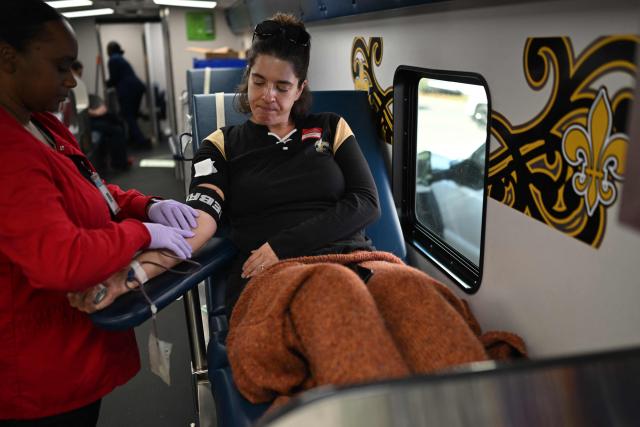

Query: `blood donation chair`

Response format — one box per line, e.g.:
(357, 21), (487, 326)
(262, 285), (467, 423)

(186, 68), (245, 114)
(173, 68), (246, 182)
(91, 90), (406, 427)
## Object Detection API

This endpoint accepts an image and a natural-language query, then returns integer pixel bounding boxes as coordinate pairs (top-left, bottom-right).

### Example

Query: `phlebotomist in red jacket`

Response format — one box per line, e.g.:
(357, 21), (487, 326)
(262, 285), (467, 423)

(0, 1), (199, 425)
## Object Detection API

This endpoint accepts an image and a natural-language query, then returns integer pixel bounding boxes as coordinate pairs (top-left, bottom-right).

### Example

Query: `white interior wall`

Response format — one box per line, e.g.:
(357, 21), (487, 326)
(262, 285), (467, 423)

(303, 0), (640, 358)
(145, 23), (168, 95)
(166, 7), (244, 132)
(69, 18), (100, 94)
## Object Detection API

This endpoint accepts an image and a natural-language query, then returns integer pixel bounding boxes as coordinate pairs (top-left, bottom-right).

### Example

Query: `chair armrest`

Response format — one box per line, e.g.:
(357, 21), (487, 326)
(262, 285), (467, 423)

(91, 237), (237, 330)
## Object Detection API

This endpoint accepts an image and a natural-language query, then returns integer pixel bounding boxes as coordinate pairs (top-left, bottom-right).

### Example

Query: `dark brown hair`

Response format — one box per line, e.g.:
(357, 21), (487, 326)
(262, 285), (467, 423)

(235, 13), (312, 120)
(0, 0), (63, 52)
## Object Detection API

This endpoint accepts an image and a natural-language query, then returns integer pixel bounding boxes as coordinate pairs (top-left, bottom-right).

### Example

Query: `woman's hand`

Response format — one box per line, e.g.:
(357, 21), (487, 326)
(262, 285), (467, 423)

(241, 242), (279, 279)
(67, 266), (133, 313)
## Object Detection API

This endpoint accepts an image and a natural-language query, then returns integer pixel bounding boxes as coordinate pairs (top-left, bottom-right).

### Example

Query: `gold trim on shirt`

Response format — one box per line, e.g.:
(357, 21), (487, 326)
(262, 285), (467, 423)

(333, 117), (354, 154)
(204, 129), (226, 160)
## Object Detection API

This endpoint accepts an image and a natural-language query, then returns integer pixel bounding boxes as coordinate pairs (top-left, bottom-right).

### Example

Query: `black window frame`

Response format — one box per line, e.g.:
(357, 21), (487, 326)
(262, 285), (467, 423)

(392, 65), (491, 293)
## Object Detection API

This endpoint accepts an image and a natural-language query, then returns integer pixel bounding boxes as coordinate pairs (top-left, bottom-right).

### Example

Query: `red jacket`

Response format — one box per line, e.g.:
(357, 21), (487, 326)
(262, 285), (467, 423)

(0, 109), (152, 419)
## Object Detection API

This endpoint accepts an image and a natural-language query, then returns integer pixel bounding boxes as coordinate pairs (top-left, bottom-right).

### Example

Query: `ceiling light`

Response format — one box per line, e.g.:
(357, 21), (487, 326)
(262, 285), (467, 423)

(153, 0), (217, 8)
(62, 8), (115, 18)
(47, 0), (93, 8)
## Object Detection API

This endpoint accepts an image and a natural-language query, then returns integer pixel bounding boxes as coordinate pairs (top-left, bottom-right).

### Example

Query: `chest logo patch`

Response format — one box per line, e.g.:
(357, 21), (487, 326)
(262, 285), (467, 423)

(302, 127), (322, 142)
(314, 140), (331, 154)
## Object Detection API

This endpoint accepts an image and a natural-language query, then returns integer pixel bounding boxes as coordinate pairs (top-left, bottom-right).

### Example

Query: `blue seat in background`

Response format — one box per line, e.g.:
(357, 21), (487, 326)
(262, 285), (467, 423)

(311, 91), (406, 260)
(171, 68), (245, 180)
(193, 58), (248, 69)
(186, 68), (245, 114)
(191, 90), (407, 427)
(191, 93), (247, 143)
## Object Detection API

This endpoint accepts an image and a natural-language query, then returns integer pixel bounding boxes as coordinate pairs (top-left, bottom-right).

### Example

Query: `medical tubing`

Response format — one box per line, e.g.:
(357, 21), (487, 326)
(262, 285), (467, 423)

(123, 253), (202, 314)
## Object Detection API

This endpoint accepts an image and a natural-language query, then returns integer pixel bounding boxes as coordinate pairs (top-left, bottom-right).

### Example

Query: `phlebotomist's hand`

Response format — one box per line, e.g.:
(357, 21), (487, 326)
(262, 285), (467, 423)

(67, 266), (131, 313)
(242, 242), (279, 279)
(143, 222), (194, 259)
(148, 199), (199, 231)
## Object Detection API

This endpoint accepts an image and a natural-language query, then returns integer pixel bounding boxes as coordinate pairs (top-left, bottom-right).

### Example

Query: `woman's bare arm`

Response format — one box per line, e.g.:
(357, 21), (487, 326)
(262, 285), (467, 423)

(68, 184), (223, 313)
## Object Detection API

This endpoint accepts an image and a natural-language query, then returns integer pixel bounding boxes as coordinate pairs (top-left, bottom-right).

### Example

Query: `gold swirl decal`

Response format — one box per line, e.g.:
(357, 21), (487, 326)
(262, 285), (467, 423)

(488, 36), (638, 247)
(351, 37), (394, 144)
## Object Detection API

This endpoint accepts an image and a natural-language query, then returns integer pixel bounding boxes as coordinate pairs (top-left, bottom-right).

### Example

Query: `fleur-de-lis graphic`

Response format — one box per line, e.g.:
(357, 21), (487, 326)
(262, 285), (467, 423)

(353, 58), (371, 92)
(562, 87), (627, 217)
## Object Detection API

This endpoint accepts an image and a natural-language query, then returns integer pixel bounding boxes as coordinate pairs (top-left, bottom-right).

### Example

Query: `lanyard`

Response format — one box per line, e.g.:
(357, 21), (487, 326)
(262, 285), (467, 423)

(31, 118), (121, 217)
(89, 171), (121, 216)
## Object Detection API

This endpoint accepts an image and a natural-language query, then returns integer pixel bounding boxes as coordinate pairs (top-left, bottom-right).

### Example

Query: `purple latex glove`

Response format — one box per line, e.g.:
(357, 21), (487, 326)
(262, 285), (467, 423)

(143, 222), (195, 259)
(148, 199), (199, 231)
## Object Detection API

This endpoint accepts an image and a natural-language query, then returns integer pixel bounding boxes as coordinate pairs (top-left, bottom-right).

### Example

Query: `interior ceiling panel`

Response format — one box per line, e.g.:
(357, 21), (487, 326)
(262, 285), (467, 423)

(87, 0), (237, 15)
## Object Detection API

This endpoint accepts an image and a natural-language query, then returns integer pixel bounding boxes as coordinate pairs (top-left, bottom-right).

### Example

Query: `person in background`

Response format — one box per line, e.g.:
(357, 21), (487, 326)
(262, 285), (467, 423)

(71, 60), (131, 172)
(0, 1), (199, 425)
(106, 40), (149, 150)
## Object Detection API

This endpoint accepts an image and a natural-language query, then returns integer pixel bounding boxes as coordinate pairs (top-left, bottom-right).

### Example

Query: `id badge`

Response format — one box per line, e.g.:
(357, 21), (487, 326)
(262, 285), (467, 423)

(90, 172), (121, 216)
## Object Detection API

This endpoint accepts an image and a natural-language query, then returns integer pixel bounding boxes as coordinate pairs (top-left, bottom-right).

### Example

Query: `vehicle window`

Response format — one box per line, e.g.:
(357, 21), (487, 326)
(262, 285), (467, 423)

(393, 66), (490, 292)
(415, 78), (488, 265)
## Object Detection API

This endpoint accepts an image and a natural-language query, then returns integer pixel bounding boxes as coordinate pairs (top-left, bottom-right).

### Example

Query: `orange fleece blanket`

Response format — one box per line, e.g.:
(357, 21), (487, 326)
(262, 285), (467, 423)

(227, 251), (526, 406)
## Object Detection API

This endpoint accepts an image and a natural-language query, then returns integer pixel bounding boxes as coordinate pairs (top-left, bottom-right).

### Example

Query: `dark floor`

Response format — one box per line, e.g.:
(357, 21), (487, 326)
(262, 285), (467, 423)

(97, 143), (197, 427)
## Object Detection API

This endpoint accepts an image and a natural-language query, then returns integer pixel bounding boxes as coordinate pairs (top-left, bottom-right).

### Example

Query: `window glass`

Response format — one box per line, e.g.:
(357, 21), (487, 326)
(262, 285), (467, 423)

(415, 78), (488, 265)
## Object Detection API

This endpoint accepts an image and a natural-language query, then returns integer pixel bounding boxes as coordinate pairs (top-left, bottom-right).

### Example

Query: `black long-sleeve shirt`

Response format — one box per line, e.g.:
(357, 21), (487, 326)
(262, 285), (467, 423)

(190, 112), (380, 310)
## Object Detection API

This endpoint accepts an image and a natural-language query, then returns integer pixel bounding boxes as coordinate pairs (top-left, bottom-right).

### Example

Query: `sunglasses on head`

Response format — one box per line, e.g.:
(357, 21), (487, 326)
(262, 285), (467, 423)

(252, 20), (311, 47)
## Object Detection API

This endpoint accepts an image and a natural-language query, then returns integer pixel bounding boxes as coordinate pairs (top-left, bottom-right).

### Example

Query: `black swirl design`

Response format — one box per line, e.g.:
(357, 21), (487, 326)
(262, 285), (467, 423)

(488, 36), (638, 247)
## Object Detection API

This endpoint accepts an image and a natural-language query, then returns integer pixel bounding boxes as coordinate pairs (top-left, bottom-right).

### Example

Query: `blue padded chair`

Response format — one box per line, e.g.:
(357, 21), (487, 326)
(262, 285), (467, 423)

(186, 68), (245, 113)
(191, 90), (406, 427)
(174, 69), (244, 180)
(311, 91), (406, 259)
